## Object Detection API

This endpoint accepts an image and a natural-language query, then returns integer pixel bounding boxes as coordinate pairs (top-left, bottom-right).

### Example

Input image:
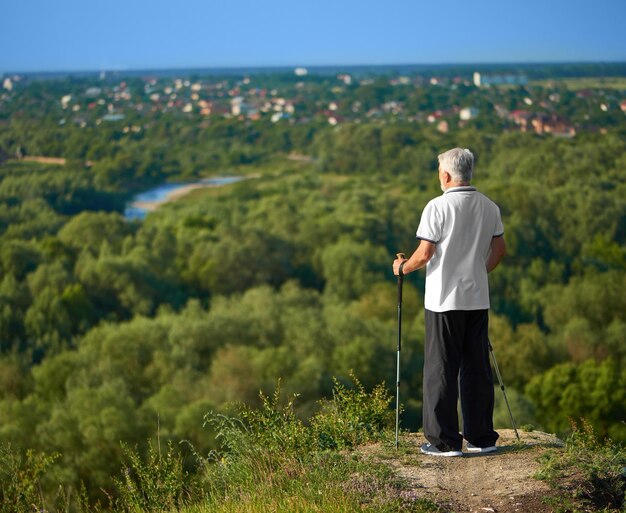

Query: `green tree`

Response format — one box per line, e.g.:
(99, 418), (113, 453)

(319, 239), (388, 302)
(526, 358), (626, 442)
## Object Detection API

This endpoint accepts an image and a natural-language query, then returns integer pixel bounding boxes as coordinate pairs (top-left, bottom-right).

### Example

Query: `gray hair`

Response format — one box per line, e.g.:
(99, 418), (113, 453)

(438, 148), (474, 184)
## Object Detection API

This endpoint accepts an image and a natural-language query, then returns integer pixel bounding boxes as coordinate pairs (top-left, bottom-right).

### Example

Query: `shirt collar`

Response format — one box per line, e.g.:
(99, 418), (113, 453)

(443, 186), (476, 194)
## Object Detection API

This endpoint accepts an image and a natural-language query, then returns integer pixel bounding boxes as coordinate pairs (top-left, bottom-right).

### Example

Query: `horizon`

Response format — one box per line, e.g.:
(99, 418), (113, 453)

(2, 0), (625, 75)
(5, 59), (626, 78)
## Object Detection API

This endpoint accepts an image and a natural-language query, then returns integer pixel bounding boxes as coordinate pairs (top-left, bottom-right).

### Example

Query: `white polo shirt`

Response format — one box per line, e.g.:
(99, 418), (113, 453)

(416, 186), (504, 312)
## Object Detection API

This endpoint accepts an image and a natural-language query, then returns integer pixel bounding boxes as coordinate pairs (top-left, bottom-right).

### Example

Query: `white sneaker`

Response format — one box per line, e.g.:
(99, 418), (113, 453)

(420, 443), (463, 457)
(466, 442), (497, 453)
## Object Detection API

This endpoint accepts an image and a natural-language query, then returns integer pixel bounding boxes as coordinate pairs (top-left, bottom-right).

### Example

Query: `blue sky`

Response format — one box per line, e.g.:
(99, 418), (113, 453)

(1, 0), (625, 72)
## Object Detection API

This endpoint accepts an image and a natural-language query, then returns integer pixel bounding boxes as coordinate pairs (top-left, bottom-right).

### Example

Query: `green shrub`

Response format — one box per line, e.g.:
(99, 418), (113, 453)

(236, 383), (313, 455)
(311, 375), (394, 450)
(0, 445), (58, 513)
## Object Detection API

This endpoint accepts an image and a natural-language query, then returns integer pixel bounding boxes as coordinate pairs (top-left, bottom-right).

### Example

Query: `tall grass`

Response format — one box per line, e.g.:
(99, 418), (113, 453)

(113, 440), (196, 513)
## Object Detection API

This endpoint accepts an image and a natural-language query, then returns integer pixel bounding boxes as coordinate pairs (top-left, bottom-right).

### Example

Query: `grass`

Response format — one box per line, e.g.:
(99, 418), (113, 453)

(530, 77), (626, 90)
(188, 377), (440, 513)
(535, 419), (626, 512)
(188, 450), (439, 513)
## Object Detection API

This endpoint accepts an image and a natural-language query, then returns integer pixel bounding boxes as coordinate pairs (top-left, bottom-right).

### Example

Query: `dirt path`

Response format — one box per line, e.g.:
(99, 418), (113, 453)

(364, 430), (567, 513)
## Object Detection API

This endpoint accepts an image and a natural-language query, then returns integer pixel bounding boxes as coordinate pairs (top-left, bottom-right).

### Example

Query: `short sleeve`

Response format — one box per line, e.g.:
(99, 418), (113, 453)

(493, 206), (504, 237)
(416, 201), (442, 243)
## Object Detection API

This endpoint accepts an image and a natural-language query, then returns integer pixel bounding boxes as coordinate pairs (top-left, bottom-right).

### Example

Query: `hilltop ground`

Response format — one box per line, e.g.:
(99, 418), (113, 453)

(362, 430), (582, 513)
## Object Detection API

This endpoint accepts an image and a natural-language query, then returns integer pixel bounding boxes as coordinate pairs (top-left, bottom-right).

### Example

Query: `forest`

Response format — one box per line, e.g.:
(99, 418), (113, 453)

(0, 65), (625, 508)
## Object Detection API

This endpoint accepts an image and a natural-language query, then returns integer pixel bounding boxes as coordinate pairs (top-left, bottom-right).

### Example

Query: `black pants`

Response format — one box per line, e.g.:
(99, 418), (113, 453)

(423, 309), (499, 451)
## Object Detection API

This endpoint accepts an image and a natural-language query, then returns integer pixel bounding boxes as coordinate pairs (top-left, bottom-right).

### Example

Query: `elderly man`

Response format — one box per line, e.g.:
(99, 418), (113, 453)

(393, 147), (506, 457)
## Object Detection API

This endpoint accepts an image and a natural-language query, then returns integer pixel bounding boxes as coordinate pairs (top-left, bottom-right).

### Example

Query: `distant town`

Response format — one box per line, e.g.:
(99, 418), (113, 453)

(1, 63), (625, 153)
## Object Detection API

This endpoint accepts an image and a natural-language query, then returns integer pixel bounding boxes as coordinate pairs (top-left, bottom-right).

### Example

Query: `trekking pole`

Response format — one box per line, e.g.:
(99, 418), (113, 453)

(395, 252), (406, 450)
(488, 340), (520, 441)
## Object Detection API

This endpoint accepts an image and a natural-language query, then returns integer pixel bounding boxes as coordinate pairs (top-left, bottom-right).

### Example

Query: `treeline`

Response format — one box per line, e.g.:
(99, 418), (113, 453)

(0, 116), (319, 185)
(0, 113), (625, 505)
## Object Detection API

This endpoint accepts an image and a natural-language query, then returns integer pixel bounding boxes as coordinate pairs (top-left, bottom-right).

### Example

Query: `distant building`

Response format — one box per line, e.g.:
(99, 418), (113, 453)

(509, 110), (574, 137)
(231, 97), (245, 116)
(294, 67), (308, 76)
(459, 107), (479, 120)
(532, 114), (575, 137)
(3, 78), (13, 91)
(473, 72), (527, 87)
(427, 111), (444, 123)
(271, 112), (291, 123)
(198, 100), (212, 116)
(85, 87), (102, 98)
(337, 74), (352, 85)
(509, 110), (532, 131)
(102, 113), (125, 122)
(437, 120), (449, 133)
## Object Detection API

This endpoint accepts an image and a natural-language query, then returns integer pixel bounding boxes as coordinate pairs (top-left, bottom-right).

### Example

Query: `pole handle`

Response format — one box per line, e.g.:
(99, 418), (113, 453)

(396, 253), (405, 304)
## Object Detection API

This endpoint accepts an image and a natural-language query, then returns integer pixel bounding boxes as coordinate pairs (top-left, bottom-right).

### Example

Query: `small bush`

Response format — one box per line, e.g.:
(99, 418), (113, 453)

(236, 383), (313, 455)
(311, 375), (394, 450)
(0, 445), (58, 513)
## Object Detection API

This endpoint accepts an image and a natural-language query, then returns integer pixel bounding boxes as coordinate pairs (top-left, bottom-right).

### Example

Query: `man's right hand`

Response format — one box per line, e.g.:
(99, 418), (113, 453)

(393, 257), (408, 276)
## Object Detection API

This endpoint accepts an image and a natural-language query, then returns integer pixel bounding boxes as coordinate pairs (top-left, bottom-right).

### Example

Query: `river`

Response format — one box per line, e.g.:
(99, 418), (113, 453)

(124, 176), (244, 220)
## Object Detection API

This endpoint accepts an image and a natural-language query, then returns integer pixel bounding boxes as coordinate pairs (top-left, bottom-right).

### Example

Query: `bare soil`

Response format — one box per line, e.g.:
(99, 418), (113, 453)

(362, 429), (577, 513)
